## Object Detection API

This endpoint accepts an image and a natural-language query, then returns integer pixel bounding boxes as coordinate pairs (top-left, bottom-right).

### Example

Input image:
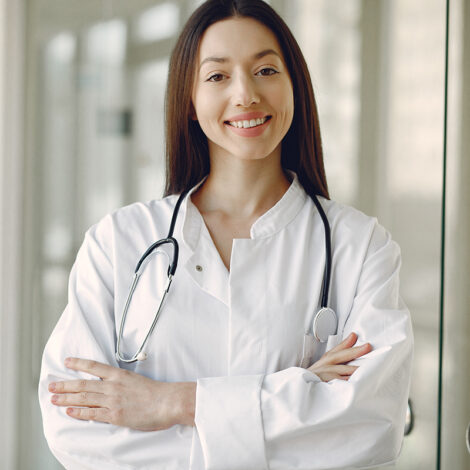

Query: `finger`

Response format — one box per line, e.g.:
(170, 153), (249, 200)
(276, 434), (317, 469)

(330, 364), (358, 375)
(330, 373), (357, 382)
(325, 373), (346, 382)
(328, 343), (371, 364)
(309, 365), (359, 382)
(49, 379), (107, 394)
(66, 406), (111, 423)
(51, 391), (107, 408)
(328, 332), (358, 353)
(64, 357), (117, 380)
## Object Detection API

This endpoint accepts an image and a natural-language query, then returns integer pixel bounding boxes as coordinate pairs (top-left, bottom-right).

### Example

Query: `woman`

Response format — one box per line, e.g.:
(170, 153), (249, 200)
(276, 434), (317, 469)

(39, 0), (414, 469)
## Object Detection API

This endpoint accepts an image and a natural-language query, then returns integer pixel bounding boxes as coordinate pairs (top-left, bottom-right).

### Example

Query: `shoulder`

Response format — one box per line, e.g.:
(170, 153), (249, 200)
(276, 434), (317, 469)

(310, 197), (378, 247)
(314, 197), (400, 260)
(317, 197), (376, 232)
(84, 195), (181, 252)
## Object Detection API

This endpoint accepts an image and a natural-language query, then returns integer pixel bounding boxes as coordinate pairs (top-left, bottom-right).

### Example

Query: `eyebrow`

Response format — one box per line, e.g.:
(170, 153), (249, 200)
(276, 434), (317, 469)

(198, 48), (282, 71)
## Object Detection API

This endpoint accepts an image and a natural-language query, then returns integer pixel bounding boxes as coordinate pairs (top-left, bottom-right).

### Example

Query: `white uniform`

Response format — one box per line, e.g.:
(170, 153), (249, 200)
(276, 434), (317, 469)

(38, 170), (414, 470)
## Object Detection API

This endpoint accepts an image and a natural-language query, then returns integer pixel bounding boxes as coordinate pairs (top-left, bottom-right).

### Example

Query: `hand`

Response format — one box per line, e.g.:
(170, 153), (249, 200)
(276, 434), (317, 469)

(307, 332), (372, 382)
(49, 358), (196, 431)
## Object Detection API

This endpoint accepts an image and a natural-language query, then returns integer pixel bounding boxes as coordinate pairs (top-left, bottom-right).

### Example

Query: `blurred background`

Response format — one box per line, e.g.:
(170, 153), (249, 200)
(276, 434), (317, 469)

(0, 0), (469, 468)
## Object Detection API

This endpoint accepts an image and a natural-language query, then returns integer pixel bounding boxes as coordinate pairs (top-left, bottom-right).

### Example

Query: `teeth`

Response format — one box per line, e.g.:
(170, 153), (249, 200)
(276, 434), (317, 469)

(229, 117), (269, 128)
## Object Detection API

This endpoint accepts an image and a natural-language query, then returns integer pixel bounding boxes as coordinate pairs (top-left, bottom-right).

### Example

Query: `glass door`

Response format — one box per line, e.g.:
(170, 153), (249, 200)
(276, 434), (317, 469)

(441, 0), (470, 467)
(20, 0), (468, 468)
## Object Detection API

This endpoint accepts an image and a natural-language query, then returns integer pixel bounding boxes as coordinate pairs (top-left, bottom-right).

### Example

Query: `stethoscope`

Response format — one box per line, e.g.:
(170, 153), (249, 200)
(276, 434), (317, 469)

(116, 189), (337, 363)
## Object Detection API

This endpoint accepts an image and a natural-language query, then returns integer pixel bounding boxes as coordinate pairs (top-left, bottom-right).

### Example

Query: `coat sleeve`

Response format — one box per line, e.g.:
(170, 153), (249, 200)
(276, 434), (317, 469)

(194, 222), (414, 470)
(38, 218), (134, 469)
(39, 217), (193, 470)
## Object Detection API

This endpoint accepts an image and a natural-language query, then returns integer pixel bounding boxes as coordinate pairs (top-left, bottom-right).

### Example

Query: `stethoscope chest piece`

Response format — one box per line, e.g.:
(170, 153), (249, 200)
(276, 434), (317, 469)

(312, 307), (338, 342)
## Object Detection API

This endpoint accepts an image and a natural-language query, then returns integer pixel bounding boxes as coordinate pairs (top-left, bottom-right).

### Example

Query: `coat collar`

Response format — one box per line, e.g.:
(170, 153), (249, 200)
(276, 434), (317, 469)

(177, 170), (308, 306)
(180, 170), (307, 252)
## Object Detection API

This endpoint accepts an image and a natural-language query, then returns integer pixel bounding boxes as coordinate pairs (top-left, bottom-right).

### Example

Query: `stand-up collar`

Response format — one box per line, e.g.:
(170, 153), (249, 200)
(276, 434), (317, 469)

(181, 170), (307, 251)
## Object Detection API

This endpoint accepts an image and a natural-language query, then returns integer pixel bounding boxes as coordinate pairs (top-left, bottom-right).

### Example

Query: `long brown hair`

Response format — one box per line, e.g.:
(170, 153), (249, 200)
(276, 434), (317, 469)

(163, 0), (329, 200)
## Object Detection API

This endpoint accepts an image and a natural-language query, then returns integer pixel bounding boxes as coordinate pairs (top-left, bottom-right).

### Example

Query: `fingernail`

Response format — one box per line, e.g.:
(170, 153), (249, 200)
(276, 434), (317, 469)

(51, 395), (58, 403)
(49, 383), (56, 392)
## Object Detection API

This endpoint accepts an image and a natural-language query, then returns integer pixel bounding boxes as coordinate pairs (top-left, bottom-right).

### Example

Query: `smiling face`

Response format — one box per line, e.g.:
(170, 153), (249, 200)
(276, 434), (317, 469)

(191, 17), (294, 163)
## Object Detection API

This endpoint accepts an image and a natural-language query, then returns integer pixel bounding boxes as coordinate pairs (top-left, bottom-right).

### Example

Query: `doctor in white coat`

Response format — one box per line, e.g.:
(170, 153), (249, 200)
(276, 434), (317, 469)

(38, 0), (414, 469)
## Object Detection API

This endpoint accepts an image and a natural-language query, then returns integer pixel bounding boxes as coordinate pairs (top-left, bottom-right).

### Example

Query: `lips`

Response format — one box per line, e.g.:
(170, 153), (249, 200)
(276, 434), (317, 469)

(225, 116), (272, 129)
(224, 112), (271, 123)
(224, 115), (272, 137)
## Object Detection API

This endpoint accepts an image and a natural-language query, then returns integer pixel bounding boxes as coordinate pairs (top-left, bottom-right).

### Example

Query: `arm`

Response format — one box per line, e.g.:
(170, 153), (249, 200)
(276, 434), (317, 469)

(38, 218), (193, 469)
(175, 333), (369, 426)
(39, 220), (128, 469)
(48, 357), (196, 430)
(192, 222), (414, 470)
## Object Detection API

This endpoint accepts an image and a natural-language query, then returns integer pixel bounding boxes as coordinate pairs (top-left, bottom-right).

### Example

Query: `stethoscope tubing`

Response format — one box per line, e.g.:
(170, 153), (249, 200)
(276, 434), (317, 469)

(311, 194), (332, 308)
(116, 188), (333, 363)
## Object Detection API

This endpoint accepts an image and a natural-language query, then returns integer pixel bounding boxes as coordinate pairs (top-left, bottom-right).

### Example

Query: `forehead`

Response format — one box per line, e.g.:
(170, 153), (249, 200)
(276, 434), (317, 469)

(197, 17), (283, 63)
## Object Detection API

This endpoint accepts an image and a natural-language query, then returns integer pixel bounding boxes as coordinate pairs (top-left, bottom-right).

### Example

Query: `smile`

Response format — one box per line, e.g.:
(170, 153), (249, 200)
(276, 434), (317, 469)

(225, 116), (271, 129)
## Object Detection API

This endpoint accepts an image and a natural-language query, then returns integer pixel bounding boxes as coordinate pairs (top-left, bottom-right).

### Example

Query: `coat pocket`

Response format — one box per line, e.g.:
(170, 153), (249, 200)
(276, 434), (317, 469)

(325, 333), (341, 352)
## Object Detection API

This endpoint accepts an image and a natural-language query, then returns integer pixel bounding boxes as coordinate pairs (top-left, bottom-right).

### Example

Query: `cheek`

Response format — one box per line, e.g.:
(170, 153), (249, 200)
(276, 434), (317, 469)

(191, 86), (210, 121)
(285, 86), (295, 118)
(192, 101), (221, 141)
(276, 94), (294, 128)
(193, 91), (220, 123)
(271, 83), (294, 120)
(283, 94), (294, 122)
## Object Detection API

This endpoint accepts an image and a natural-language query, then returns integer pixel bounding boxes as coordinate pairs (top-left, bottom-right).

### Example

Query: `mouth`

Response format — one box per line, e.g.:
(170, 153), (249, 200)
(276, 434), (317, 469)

(224, 116), (272, 129)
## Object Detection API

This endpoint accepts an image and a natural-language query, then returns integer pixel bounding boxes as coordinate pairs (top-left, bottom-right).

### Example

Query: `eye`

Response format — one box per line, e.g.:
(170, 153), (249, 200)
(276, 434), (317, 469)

(207, 73), (225, 82)
(256, 67), (279, 76)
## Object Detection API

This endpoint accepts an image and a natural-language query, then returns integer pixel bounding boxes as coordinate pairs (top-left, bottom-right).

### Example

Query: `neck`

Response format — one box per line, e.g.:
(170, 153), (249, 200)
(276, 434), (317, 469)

(191, 148), (292, 220)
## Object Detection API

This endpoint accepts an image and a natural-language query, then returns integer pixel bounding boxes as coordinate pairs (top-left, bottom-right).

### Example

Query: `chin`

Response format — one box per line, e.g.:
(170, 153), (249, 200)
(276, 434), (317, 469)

(231, 145), (279, 160)
(234, 153), (272, 161)
(209, 139), (279, 161)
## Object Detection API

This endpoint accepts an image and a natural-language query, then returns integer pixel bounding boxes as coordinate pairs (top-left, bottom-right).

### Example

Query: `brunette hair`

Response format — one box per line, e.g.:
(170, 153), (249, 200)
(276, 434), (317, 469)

(163, 0), (329, 200)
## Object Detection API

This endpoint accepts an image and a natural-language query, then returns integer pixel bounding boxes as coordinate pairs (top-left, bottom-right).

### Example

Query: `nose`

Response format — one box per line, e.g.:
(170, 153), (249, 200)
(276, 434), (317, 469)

(230, 73), (260, 107)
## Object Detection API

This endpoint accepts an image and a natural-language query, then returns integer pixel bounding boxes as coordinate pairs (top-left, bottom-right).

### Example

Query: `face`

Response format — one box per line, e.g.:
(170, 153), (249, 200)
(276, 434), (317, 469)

(191, 17), (294, 162)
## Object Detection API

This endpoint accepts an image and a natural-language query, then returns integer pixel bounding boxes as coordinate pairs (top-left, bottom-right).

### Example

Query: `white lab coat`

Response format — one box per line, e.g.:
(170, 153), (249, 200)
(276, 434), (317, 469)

(38, 170), (414, 470)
